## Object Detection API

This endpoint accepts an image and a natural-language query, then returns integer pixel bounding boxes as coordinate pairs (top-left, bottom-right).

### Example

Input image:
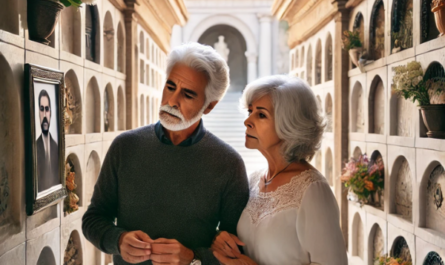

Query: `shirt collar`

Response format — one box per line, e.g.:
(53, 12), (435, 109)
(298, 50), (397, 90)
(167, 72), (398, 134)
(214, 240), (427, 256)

(154, 119), (206, 146)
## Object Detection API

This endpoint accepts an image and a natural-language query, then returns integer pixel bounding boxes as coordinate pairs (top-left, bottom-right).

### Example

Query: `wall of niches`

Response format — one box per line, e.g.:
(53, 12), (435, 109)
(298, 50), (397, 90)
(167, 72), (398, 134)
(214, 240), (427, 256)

(0, 0), (162, 264)
(347, 0), (445, 264)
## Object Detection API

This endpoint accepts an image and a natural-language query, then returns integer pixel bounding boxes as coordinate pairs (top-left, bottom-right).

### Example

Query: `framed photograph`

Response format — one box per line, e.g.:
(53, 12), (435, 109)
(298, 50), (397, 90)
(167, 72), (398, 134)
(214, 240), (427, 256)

(25, 64), (67, 215)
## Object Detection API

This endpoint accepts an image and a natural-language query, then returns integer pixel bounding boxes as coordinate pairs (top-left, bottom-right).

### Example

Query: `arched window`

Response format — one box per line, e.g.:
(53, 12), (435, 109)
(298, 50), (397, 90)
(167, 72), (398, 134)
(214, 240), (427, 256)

(325, 34), (333, 81)
(306, 45), (313, 85)
(117, 22), (125, 73)
(315, 40), (322, 85)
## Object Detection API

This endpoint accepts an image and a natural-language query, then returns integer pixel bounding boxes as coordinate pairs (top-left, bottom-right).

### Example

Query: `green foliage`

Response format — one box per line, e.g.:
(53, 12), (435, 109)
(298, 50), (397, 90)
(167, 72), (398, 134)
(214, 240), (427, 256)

(342, 30), (362, 51)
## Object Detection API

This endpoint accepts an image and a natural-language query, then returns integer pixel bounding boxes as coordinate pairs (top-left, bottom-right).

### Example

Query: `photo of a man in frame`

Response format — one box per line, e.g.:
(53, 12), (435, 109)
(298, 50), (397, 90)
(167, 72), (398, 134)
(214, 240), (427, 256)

(36, 89), (60, 192)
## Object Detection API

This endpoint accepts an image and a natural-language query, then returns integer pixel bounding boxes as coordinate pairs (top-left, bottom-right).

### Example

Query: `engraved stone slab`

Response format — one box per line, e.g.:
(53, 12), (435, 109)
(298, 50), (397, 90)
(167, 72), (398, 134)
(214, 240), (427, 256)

(395, 159), (412, 222)
(426, 165), (445, 234)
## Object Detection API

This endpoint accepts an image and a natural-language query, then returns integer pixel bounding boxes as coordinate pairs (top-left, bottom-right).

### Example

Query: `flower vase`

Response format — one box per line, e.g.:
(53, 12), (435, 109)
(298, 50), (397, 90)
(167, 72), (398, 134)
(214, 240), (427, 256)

(369, 190), (381, 208)
(347, 189), (360, 203)
(27, 0), (64, 45)
(433, 5), (445, 36)
(420, 104), (445, 139)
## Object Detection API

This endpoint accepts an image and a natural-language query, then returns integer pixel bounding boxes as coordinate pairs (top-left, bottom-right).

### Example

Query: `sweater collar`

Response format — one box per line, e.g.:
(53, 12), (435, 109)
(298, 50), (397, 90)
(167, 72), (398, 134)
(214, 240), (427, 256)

(154, 119), (206, 146)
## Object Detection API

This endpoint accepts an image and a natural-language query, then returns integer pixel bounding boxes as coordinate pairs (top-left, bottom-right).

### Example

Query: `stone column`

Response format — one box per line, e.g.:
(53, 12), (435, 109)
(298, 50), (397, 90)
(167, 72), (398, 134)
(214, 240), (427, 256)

(245, 51), (258, 83)
(258, 14), (272, 77)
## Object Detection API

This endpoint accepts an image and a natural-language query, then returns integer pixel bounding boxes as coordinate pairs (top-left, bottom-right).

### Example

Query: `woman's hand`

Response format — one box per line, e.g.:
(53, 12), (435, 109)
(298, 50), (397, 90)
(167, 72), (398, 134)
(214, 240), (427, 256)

(213, 250), (257, 265)
(211, 231), (245, 258)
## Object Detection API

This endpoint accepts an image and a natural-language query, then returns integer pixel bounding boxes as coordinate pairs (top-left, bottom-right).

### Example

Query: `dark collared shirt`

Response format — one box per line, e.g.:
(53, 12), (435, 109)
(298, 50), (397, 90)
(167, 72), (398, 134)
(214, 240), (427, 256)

(154, 120), (206, 146)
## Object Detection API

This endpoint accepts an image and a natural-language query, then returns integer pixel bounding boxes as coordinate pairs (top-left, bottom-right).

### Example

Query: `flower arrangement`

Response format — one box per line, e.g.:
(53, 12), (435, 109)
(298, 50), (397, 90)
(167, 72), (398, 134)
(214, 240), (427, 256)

(432, 0), (445, 12)
(342, 30), (362, 51)
(59, 0), (97, 8)
(340, 154), (384, 205)
(375, 255), (412, 265)
(391, 61), (445, 106)
(64, 161), (79, 214)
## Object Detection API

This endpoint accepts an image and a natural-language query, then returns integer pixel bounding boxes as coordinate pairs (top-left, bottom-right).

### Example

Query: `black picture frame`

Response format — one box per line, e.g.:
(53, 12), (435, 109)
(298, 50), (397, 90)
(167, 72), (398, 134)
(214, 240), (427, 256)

(25, 64), (67, 215)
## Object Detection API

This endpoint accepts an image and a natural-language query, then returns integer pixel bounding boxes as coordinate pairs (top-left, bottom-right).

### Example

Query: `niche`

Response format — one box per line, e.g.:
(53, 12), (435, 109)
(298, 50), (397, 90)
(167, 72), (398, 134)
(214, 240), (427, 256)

(86, 77), (101, 133)
(390, 91), (413, 137)
(315, 40), (322, 85)
(351, 82), (365, 133)
(421, 0), (440, 43)
(325, 34), (333, 81)
(325, 148), (333, 186)
(390, 237), (412, 263)
(85, 5), (100, 64)
(391, 157), (412, 222)
(391, 0), (413, 53)
(306, 45), (313, 85)
(117, 22), (125, 73)
(369, 76), (385, 134)
(103, 11), (115, 70)
(64, 70), (82, 134)
(325, 94), (333, 132)
(117, 86), (125, 130)
(37, 246), (57, 265)
(370, 0), (386, 60)
(368, 224), (384, 265)
(352, 213), (364, 260)
(63, 230), (83, 265)
(425, 164), (445, 234)
(104, 84), (115, 132)
(85, 151), (100, 205)
(423, 251), (445, 265)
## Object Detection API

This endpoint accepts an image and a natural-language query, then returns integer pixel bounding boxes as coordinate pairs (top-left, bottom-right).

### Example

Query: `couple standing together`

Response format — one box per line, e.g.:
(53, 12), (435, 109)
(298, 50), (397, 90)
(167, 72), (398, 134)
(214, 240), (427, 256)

(82, 43), (347, 265)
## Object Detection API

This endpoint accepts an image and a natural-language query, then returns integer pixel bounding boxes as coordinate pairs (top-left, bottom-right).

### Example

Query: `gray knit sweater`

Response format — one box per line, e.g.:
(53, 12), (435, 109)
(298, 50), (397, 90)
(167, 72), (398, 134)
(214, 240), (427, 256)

(82, 124), (250, 265)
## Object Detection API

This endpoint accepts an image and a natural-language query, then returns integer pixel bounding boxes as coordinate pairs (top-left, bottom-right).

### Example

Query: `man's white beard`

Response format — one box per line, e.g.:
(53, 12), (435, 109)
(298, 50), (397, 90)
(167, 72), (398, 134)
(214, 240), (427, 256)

(159, 103), (207, 131)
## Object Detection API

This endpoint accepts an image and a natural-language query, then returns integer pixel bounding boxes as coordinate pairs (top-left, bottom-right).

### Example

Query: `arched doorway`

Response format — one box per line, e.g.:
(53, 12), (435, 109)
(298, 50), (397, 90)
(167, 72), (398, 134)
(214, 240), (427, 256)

(198, 25), (247, 92)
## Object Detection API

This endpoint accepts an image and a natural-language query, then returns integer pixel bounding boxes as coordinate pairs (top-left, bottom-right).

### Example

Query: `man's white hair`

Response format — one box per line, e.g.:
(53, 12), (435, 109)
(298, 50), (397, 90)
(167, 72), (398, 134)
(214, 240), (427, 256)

(166, 42), (230, 105)
(241, 75), (326, 163)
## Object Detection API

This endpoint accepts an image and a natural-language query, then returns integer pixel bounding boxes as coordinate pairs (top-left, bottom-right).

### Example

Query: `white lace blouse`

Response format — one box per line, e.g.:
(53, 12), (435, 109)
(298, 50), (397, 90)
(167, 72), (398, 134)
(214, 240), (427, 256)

(237, 169), (347, 265)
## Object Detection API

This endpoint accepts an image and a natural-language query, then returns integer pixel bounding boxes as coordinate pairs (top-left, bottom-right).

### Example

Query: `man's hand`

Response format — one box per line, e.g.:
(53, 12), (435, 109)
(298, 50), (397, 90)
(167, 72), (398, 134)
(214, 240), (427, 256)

(211, 231), (245, 258)
(213, 250), (257, 265)
(150, 238), (194, 265)
(119, 230), (153, 264)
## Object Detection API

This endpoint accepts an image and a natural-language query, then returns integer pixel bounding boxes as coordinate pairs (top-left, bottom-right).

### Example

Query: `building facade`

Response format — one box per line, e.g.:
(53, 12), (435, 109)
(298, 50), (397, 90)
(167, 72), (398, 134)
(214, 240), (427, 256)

(0, 0), (187, 264)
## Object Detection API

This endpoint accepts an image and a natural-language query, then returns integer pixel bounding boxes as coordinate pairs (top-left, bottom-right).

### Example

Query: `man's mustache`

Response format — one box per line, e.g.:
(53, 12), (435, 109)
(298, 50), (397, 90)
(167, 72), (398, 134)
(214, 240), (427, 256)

(160, 105), (184, 121)
(42, 117), (49, 125)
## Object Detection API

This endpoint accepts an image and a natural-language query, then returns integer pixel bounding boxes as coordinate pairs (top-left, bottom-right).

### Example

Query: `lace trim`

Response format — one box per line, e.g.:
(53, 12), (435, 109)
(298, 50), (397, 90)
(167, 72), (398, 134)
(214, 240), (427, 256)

(245, 169), (326, 226)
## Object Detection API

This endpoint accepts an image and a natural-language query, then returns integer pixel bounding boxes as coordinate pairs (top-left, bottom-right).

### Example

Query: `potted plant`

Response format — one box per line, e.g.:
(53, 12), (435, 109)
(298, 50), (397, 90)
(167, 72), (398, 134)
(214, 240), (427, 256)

(375, 254), (412, 265)
(28, 0), (96, 45)
(432, 0), (445, 36)
(340, 154), (384, 206)
(342, 30), (363, 67)
(392, 61), (445, 139)
(64, 161), (79, 214)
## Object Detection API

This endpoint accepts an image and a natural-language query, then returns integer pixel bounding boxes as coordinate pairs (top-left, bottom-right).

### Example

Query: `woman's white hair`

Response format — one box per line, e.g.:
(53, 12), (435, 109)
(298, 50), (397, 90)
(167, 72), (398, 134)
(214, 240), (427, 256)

(166, 42), (230, 105)
(241, 75), (325, 163)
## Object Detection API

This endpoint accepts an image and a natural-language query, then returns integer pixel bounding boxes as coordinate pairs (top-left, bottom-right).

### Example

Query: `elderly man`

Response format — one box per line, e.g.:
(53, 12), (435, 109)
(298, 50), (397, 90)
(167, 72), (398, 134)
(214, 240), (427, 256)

(82, 43), (249, 265)
(36, 90), (59, 192)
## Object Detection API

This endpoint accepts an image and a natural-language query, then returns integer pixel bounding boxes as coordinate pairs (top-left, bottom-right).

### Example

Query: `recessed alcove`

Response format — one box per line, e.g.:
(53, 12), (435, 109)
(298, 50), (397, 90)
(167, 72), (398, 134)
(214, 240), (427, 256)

(295, 49), (299, 68)
(370, 150), (385, 210)
(368, 224), (384, 265)
(104, 84), (115, 132)
(117, 86), (125, 130)
(390, 156), (412, 222)
(390, 0), (413, 53)
(65, 154), (83, 208)
(85, 5), (101, 64)
(65, 70), (82, 134)
(63, 230), (83, 265)
(61, 6), (81, 56)
(140, 31), (145, 54)
(390, 92), (413, 137)
(146, 39), (150, 60)
(351, 12), (364, 69)
(151, 69), (155, 87)
(424, 62), (445, 104)
(0, 0), (19, 35)
(315, 150), (322, 172)
(86, 77), (101, 133)
(325, 148), (333, 186)
(423, 251), (445, 265)
(370, 0), (385, 60)
(306, 45), (313, 85)
(103, 12), (115, 70)
(146, 65), (150, 86)
(0, 55), (23, 243)
(325, 33), (333, 81)
(117, 22), (125, 73)
(390, 236), (412, 263)
(151, 45), (155, 63)
(140, 60), (145, 84)
(421, 0), (440, 43)
(368, 76), (385, 134)
(419, 162), (445, 234)
(352, 213), (364, 260)
(146, 96), (150, 125)
(316, 95), (322, 112)
(353, 146), (362, 159)
(315, 39), (322, 85)
(351, 81), (365, 133)
(325, 93), (333, 132)
(140, 95), (145, 126)
(86, 151), (100, 205)
(37, 246), (56, 265)
(300, 46), (305, 67)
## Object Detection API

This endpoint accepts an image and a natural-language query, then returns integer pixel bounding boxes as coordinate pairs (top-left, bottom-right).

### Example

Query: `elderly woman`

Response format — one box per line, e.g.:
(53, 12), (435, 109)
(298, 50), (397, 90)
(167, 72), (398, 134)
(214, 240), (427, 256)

(211, 75), (347, 265)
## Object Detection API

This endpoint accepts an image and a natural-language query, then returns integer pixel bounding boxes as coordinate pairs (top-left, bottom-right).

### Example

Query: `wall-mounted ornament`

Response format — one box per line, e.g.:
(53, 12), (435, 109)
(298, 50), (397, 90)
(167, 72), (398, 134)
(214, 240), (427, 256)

(434, 183), (443, 209)
(0, 165), (10, 216)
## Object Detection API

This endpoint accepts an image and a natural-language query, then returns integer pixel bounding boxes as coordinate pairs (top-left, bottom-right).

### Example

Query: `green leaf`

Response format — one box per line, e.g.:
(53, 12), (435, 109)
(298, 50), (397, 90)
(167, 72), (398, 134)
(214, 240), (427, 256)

(67, 0), (82, 7)
(59, 0), (72, 7)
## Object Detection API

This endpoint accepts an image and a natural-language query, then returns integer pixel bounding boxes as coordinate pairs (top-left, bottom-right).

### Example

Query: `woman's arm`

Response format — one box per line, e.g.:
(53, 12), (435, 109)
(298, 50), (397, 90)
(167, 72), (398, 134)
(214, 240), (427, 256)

(296, 181), (348, 265)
